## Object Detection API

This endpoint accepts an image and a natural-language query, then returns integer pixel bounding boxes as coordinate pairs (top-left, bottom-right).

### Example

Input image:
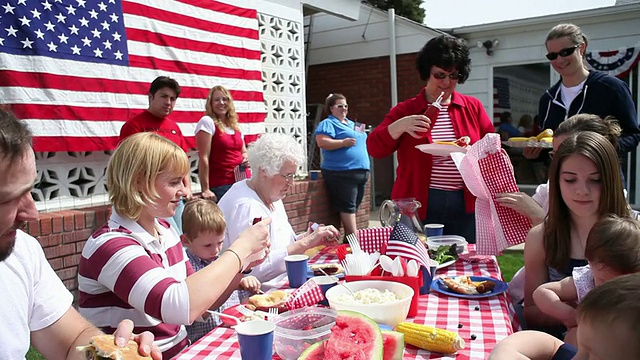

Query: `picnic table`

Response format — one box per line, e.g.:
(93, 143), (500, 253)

(175, 244), (518, 359)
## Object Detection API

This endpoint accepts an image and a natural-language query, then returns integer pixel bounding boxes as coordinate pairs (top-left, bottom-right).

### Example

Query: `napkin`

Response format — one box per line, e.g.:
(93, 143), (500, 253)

(453, 133), (531, 255)
(356, 227), (392, 254)
(285, 279), (325, 310)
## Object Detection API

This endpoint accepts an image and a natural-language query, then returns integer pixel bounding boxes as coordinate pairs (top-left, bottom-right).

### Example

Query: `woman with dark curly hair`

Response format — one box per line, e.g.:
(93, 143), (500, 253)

(367, 35), (494, 242)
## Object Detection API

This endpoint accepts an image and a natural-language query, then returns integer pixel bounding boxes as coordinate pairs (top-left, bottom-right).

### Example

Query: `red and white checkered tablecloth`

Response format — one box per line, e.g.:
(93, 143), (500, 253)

(174, 245), (518, 360)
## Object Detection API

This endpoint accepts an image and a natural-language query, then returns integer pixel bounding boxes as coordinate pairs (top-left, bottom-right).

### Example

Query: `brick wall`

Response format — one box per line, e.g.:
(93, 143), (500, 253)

(27, 179), (370, 297)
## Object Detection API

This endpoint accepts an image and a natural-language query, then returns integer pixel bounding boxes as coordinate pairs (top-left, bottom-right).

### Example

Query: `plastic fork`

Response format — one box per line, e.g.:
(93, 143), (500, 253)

(346, 233), (363, 254)
(206, 310), (241, 327)
(267, 308), (279, 321)
(236, 305), (255, 318)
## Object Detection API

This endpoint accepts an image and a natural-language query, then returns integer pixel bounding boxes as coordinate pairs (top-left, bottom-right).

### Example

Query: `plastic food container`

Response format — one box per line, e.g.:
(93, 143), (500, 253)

(273, 307), (337, 360)
(426, 235), (468, 254)
(324, 280), (413, 327)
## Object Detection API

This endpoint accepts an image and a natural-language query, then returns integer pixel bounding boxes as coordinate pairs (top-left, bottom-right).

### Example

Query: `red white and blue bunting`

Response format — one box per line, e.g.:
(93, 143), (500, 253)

(586, 42), (640, 78)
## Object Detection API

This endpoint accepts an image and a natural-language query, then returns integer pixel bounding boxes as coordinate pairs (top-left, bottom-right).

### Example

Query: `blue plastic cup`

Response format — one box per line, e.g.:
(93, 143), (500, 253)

(312, 276), (338, 306)
(419, 265), (438, 295)
(285, 254), (309, 288)
(236, 320), (275, 360)
(424, 224), (444, 237)
(310, 170), (320, 180)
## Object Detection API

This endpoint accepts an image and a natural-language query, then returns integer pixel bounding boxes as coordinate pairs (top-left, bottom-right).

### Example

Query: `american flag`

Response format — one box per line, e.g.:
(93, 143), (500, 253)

(493, 76), (511, 126)
(0, 0), (265, 152)
(385, 222), (431, 269)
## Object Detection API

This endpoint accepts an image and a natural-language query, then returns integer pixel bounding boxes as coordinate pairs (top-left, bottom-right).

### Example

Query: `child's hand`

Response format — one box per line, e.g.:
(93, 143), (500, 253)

(240, 276), (262, 293)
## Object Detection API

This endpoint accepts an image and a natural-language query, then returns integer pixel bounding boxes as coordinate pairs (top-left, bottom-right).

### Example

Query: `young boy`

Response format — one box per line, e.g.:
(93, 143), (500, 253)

(489, 272), (640, 359)
(181, 199), (262, 343)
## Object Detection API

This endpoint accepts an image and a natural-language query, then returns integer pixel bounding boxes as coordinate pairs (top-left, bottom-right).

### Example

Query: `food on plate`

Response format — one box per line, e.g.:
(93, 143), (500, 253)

(247, 290), (289, 312)
(434, 141), (456, 145)
(507, 137), (530, 142)
(536, 128), (554, 141)
(310, 263), (344, 276)
(396, 322), (465, 354)
(335, 288), (399, 304)
(539, 137), (553, 143)
(428, 244), (458, 264)
(322, 311), (385, 359)
(434, 136), (470, 148)
(77, 335), (151, 360)
(440, 276), (495, 295)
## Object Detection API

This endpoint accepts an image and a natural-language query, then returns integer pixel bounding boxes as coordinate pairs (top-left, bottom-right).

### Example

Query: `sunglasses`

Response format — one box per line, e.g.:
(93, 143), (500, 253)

(431, 72), (462, 81)
(333, 104), (348, 109)
(546, 45), (580, 61)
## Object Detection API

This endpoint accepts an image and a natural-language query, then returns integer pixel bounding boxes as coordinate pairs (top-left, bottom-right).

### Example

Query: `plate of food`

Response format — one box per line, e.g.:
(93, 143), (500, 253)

(431, 275), (508, 299)
(219, 304), (269, 327)
(307, 263), (345, 278)
(415, 143), (467, 156)
(428, 244), (459, 270)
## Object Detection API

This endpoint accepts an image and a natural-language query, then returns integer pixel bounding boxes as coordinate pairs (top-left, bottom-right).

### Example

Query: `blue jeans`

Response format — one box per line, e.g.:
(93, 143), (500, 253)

(423, 188), (476, 243)
(212, 184), (233, 202)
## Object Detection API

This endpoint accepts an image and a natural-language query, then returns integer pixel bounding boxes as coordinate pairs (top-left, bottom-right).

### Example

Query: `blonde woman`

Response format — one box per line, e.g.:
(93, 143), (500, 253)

(195, 85), (249, 202)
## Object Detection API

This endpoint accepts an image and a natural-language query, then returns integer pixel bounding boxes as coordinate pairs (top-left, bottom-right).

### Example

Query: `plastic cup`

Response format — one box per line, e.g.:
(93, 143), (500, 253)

(419, 265), (438, 295)
(311, 276), (338, 306)
(424, 223), (444, 237)
(285, 254), (309, 288)
(309, 170), (320, 180)
(236, 320), (275, 360)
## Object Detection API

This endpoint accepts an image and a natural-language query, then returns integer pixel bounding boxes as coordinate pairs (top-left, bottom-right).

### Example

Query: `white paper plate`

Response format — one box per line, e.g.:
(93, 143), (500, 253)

(502, 141), (552, 148)
(436, 259), (456, 270)
(415, 144), (467, 156)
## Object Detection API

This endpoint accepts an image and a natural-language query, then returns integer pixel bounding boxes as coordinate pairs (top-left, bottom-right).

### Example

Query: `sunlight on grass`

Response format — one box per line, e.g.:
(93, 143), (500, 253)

(27, 346), (45, 360)
(497, 252), (524, 282)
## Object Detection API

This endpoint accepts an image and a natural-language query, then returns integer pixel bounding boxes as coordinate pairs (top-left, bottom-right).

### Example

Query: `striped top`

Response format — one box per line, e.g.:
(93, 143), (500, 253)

(78, 210), (194, 359)
(429, 105), (465, 191)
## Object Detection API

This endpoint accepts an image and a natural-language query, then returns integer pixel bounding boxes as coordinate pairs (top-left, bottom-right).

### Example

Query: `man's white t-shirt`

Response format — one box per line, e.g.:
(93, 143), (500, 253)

(0, 230), (73, 359)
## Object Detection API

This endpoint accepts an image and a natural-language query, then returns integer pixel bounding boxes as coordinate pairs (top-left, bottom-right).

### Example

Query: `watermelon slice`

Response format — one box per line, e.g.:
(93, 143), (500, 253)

(381, 330), (404, 360)
(323, 310), (383, 360)
(298, 340), (327, 360)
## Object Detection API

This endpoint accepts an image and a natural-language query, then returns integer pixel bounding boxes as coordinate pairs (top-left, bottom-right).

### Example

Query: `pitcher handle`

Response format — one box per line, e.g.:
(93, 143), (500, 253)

(379, 200), (395, 227)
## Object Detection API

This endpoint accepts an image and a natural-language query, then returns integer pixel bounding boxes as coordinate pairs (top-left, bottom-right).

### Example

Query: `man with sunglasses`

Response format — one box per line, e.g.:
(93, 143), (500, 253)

(529, 23), (639, 161)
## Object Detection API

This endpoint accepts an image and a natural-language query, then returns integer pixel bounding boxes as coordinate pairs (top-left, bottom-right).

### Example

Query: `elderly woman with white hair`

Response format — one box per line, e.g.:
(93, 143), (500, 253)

(218, 133), (340, 290)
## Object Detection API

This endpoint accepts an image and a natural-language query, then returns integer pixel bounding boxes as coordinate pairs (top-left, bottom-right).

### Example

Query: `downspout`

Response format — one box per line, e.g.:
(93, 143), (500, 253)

(389, 8), (398, 181)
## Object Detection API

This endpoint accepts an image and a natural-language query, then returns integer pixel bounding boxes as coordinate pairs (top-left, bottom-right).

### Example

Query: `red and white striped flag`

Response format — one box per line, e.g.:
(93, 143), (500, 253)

(0, 0), (265, 152)
(385, 222), (431, 269)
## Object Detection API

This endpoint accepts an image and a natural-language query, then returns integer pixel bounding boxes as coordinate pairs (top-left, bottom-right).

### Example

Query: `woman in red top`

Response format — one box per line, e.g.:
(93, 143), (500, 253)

(367, 35), (494, 242)
(195, 86), (249, 202)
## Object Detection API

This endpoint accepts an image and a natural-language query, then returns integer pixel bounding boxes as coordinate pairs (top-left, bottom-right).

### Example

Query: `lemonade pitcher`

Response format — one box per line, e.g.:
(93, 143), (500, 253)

(379, 198), (425, 234)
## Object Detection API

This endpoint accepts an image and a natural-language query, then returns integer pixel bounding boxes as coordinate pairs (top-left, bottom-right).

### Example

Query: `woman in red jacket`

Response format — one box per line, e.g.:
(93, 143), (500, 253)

(367, 35), (494, 243)
(195, 85), (249, 202)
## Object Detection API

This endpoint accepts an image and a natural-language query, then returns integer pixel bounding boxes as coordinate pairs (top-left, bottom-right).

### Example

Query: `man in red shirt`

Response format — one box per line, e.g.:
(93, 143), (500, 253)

(120, 76), (193, 229)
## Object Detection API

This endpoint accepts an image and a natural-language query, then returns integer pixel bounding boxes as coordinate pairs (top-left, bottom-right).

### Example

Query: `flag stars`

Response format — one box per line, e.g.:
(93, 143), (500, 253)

(0, 37), (4, 46)
(17, 0), (27, 5)
(68, 24), (79, 35)
(79, 17), (89, 27)
(93, 47), (103, 57)
(88, 9), (98, 19)
(102, 39), (112, 49)
(81, 36), (91, 47)
(30, 8), (42, 19)
(91, 28), (101, 38)
(100, 21), (110, 30)
(44, 21), (55, 31)
(54, 12), (66, 23)
(66, 5), (76, 15)
(109, 13), (118, 23)
(70, 44), (81, 54)
(33, 28), (45, 39)
(47, 41), (57, 52)
(3, 3), (15, 14)
(114, 49), (123, 60)
(20, 37), (33, 48)
(111, 31), (121, 41)
(108, 0), (115, 3)
(5, 25), (18, 37)
(97, 2), (107, 11)
(41, 0), (52, 11)
(18, 15), (31, 27)
(76, 0), (86, 8)
(57, 33), (68, 43)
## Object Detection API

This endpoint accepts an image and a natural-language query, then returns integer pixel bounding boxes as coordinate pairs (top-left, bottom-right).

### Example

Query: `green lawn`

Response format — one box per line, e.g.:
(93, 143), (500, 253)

(27, 346), (45, 360)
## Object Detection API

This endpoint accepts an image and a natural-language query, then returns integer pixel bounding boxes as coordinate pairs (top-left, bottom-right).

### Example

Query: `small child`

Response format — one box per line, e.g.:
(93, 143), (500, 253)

(532, 215), (640, 344)
(489, 272), (640, 359)
(181, 198), (262, 343)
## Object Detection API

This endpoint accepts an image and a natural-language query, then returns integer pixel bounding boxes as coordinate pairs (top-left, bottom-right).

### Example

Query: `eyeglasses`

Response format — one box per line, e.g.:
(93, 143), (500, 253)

(333, 104), (348, 109)
(278, 172), (296, 181)
(431, 72), (461, 81)
(545, 45), (580, 61)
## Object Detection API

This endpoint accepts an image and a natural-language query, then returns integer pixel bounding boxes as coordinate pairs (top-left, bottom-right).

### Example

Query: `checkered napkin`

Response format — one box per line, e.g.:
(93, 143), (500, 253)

(285, 279), (325, 310)
(454, 133), (531, 255)
(356, 226), (392, 254)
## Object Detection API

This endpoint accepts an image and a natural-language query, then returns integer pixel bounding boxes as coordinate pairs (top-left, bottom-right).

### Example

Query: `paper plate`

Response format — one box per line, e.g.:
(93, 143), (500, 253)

(502, 140), (552, 148)
(415, 144), (467, 156)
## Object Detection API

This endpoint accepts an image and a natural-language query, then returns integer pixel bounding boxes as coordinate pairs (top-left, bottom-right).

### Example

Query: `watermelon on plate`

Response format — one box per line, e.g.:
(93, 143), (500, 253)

(381, 330), (404, 360)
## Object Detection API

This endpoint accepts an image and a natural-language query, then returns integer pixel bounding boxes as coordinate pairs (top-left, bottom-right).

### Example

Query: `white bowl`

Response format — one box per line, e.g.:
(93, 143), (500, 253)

(324, 280), (413, 327)
(426, 235), (468, 254)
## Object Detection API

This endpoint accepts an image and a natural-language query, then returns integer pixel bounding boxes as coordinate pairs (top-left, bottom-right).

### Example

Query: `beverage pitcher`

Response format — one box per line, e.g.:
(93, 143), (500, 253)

(379, 198), (425, 234)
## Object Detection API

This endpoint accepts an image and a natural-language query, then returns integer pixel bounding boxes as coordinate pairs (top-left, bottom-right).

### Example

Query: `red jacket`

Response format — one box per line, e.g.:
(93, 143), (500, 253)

(367, 88), (495, 219)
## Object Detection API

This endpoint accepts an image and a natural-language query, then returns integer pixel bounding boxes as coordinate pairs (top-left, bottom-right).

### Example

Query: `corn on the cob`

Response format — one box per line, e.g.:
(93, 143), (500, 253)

(396, 322), (465, 354)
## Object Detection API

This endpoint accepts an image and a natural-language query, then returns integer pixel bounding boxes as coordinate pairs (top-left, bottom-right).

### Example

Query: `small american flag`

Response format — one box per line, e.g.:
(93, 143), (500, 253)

(385, 222), (431, 269)
(233, 164), (249, 182)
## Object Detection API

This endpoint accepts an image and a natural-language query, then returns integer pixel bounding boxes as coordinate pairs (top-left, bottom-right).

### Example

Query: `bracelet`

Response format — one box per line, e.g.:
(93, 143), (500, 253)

(225, 249), (243, 274)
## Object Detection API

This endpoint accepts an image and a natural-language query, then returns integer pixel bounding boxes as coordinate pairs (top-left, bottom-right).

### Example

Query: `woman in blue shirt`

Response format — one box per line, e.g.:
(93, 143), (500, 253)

(314, 93), (370, 237)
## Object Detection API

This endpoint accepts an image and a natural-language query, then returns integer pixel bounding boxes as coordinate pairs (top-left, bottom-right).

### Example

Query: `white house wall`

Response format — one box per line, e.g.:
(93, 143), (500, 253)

(308, 4), (442, 65)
